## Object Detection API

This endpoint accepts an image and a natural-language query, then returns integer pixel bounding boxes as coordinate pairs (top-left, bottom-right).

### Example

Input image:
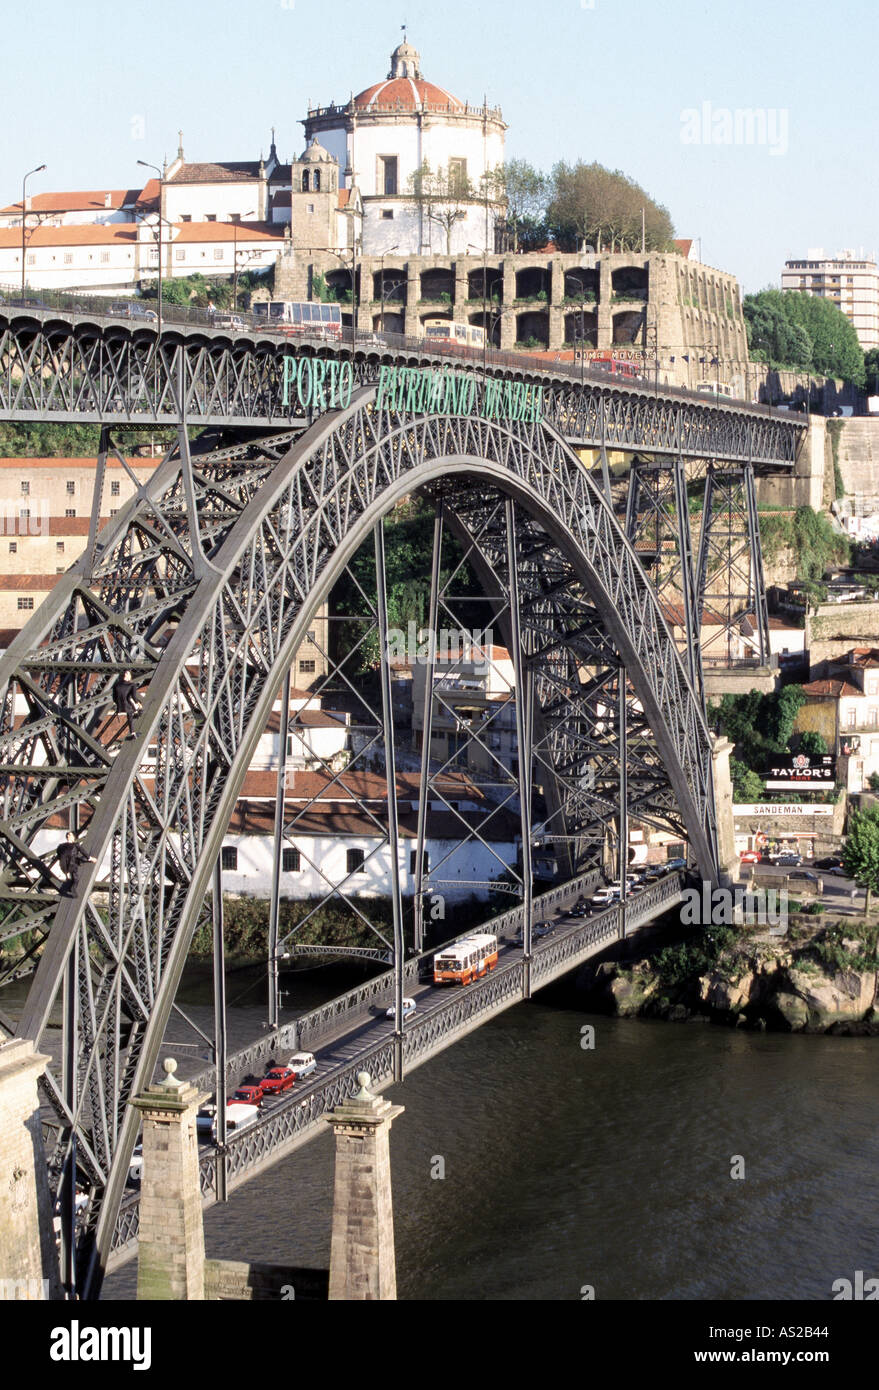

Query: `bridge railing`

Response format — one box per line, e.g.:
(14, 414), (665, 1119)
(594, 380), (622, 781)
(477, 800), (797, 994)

(108, 872), (688, 1264)
(0, 287), (805, 420)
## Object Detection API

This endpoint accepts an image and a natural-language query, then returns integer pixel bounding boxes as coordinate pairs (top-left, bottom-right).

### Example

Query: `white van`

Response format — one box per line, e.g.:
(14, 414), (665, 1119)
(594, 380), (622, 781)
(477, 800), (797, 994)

(196, 1102), (260, 1138)
(286, 1051), (317, 1079)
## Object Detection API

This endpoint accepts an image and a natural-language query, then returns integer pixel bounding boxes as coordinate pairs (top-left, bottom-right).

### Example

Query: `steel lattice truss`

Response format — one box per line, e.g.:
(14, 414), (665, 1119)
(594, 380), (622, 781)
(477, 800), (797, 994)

(696, 465), (771, 666)
(0, 386), (718, 1293)
(0, 309), (805, 467)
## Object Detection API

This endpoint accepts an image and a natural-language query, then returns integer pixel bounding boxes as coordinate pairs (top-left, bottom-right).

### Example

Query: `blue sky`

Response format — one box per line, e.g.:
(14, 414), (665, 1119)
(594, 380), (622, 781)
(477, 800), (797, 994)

(5, 0), (876, 292)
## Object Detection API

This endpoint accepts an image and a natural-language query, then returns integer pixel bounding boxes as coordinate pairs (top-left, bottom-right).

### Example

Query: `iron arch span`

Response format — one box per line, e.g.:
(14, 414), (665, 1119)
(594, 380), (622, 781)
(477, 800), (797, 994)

(0, 389), (717, 1291)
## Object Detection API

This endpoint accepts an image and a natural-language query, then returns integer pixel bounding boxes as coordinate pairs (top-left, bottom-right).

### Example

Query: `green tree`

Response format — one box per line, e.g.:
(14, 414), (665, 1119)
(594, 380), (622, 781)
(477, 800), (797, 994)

(730, 758), (764, 802)
(547, 161), (674, 253)
(486, 160), (550, 251)
(795, 730), (828, 756)
(743, 289), (864, 385)
(843, 804), (879, 912)
(408, 161), (475, 255)
(864, 347), (879, 395)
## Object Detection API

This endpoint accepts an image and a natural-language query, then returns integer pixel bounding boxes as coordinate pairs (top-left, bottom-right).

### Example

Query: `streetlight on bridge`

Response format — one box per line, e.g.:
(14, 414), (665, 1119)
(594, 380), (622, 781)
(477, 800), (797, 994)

(137, 160), (165, 341)
(20, 164), (47, 299)
(233, 211), (256, 311)
(378, 244), (399, 335)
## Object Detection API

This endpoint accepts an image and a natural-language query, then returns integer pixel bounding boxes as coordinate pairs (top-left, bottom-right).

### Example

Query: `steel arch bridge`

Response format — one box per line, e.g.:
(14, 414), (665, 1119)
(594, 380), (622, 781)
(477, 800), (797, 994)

(0, 332), (785, 1294)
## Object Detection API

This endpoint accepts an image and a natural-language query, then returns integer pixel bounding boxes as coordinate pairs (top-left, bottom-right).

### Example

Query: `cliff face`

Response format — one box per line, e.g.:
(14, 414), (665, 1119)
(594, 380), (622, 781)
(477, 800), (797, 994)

(577, 921), (879, 1034)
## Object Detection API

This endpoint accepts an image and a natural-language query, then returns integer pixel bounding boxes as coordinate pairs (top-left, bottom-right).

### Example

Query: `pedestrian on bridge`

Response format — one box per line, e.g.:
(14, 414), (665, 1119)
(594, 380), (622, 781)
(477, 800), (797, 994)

(57, 831), (95, 898)
(112, 668), (143, 738)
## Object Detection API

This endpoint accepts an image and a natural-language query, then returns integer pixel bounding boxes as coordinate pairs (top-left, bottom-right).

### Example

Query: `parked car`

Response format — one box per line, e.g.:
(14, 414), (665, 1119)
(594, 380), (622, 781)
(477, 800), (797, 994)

(108, 300), (158, 323)
(386, 998), (416, 1020)
(665, 857), (688, 871)
(787, 869), (819, 885)
(815, 855), (845, 871)
(775, 853), (802, 867)
(229, 1084), (264, 1107)
(210, 312), (248, 332)
(740, 850), (761, 864)
(286, 1051), (317, 1079)
(260, 1066), (297, 1096)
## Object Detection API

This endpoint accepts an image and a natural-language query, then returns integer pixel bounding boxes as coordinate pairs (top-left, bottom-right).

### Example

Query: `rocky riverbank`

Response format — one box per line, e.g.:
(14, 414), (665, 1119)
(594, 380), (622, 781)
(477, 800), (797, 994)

(576, 917), (879, 1034)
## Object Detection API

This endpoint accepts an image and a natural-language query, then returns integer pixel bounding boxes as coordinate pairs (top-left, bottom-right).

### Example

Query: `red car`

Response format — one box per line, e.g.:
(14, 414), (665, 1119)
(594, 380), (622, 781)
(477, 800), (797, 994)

(260, 1067), (296, 1096)
(740, 850), (761, 863)
(229, 1084), (264, 1107)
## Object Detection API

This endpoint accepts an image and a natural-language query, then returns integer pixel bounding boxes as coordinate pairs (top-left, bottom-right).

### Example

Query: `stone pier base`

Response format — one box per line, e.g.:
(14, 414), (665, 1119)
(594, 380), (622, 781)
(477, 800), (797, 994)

(0, 1038), (60, 1299)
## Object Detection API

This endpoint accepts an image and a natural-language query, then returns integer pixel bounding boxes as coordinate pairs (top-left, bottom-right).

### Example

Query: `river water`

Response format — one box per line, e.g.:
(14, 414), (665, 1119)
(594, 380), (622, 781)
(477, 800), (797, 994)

(99, 964), (879, 1302)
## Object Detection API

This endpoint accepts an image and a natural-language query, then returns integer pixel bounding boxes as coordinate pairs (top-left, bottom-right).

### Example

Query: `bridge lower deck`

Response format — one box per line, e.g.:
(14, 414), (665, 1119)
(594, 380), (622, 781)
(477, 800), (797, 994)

(107, 871), (685, 1270)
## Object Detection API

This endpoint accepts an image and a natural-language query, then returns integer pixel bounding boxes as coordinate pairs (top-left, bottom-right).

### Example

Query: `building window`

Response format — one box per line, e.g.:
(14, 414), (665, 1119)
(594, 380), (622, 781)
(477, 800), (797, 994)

(20, 481), (29, 496)
(181, 214), (191, 223)
(283, 847), (301, 872)
(110, 480), (120, 496)
(19, 509), (29, 523)
(347, 848), (365, 874)
(26, 254), (35, 266)
(17, 597), (34, 611)
(221, 846), (238, 871)
(56, 541), (64, 553)
(666, 843), (685, 860)
(213, 248), (223, 261)
(8, 542), (16, 554)
(410, 849), (429, 874)
(101, 251), (110, 264)
(306, 631), (316, 644)
(175, 249), (185, 261)
(206, 214), (217, 222)
(299, 659), (316, 673)
(378, 155), (398, 196)
(65, 508), (76, 518)
(110, 508), (118, 516)
(65, 480), (75, 495)
(847, 708), (857, 728)
(381, 209), (394, 220)
(64, 253), (73, 265)
(56, 567), (65, 573)
(307, 203), (315, 214)
(449, 158), (468, 193)
(301, 170), (309, 192)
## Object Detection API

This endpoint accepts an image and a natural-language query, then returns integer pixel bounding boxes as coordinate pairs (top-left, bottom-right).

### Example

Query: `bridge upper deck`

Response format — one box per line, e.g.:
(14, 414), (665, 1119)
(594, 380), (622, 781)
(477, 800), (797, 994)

(0, 298), (805, 467)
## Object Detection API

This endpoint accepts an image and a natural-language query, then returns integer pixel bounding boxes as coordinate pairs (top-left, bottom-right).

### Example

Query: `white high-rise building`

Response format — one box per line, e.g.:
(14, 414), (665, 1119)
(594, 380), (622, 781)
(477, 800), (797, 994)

(781, 248), (879, 350)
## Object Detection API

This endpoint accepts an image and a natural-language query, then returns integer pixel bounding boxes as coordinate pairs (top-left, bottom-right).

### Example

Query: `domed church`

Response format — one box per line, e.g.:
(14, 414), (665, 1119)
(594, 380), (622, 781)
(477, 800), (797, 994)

(301, 33), (507, 256)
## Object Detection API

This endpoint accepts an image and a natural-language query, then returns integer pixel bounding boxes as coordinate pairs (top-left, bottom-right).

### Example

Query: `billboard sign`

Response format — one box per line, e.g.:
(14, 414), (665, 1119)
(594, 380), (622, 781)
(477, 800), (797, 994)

(763, 753), (835, 790)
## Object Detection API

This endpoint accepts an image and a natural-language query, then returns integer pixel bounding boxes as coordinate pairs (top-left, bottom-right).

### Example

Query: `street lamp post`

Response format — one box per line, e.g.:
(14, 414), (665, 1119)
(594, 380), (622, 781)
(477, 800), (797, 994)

(467, 243), (491, 383)
(137, 160), (163, 342)
(20, 164), (47, 298)
(379, 244), (399, 335)
(233, 211), (256, 311)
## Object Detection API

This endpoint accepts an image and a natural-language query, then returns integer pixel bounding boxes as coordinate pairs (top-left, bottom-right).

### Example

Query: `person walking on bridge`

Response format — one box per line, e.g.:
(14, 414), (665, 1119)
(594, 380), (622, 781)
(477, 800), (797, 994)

(112, 668), (143, 738)
(57, 830), (96, 898)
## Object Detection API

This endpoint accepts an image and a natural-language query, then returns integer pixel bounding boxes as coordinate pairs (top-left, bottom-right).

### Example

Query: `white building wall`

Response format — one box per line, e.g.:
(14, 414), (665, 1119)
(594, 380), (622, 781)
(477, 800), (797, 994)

(163, 182), (264, 224)
(218, 830), (517, 902)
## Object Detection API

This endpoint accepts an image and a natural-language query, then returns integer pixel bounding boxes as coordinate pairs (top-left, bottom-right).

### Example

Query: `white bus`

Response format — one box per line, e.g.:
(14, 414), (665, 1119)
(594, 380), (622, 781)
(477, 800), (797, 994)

(696, 381), (733, 398)
(422, 318), (486, 351)
(253, 300), (343, 339)
(433, 932), (499, 986)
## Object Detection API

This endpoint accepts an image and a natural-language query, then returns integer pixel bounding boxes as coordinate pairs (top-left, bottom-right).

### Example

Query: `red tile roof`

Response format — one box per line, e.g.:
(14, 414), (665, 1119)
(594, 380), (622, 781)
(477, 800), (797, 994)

(0, 188), (144, 216)
(0, 221), (283, 249)
(166, 161), (264, 185)
(353, 77), (464, 112)
(0, 456), (149, 469)
(801, 679), (861, 697)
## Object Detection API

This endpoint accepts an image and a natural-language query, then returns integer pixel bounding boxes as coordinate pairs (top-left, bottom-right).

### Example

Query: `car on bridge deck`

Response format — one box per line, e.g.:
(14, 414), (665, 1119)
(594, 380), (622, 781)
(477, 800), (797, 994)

(108, 300), (158, 324)
(230, 1084), (265, 1107)
(285, 1051), (317, 1079)
(386, 998), (417, 1020)
(210, 312), (248, 333)
(739, 850), (761, 864)
(260, 1066), (297, 1096)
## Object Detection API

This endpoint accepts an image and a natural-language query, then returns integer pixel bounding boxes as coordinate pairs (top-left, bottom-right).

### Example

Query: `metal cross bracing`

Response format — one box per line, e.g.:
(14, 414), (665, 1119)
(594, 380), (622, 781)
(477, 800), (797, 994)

(695, 463), (771, 668)
(0, 307), (805, 468)
(105, 867), (687, 1274)
(0, 383), (720, 1296)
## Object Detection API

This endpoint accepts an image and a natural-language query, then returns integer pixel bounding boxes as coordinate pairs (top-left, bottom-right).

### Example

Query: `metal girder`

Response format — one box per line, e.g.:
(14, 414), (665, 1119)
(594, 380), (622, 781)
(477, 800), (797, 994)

(0, 308), (804, 466)
(0, 383), (719, 1297)
(695, 462), (771, 668)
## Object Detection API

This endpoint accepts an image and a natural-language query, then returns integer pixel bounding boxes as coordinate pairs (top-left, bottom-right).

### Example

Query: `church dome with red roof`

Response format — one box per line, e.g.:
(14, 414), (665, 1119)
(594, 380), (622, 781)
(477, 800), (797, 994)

(353, 39), (464, 112)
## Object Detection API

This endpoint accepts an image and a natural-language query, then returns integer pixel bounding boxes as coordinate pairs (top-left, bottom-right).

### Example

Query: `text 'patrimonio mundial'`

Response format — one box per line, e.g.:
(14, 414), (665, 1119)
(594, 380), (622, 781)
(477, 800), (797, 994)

(279, 355), (544, 421)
